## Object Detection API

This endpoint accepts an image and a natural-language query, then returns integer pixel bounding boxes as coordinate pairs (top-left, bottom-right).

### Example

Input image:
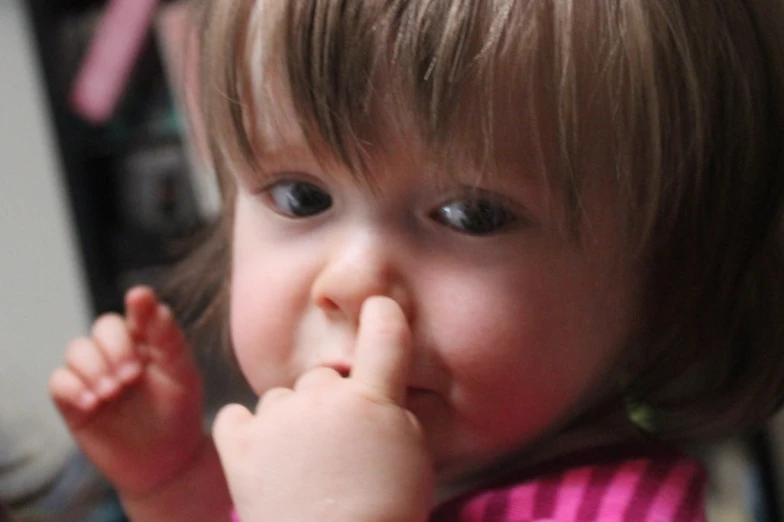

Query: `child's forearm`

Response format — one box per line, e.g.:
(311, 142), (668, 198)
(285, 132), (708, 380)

(119, 437), (233, 522)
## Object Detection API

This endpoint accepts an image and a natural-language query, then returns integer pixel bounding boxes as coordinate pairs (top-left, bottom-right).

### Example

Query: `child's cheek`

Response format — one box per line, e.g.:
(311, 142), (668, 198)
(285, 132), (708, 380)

(229, 274), (299, 395)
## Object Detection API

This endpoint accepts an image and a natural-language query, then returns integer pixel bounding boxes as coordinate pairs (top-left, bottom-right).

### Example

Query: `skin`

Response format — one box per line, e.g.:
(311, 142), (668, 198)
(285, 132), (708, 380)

(227, 130), (643, 482)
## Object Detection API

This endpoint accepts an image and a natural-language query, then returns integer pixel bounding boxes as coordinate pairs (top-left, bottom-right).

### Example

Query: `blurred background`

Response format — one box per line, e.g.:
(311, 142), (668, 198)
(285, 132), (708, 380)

(0, 0), (243, 519)
(0, 0), (783, 520)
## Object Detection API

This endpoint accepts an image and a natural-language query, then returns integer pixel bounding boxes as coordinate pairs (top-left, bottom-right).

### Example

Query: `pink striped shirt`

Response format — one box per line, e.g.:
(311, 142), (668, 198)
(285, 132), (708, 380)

(430, 443), (706, 522)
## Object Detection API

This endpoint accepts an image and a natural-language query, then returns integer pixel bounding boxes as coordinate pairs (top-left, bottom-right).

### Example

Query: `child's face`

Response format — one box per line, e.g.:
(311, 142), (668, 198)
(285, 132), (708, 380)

(228, 123), (641, 477)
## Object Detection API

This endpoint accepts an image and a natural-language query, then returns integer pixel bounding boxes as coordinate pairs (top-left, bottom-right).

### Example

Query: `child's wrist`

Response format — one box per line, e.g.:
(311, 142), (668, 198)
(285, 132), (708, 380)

(119, 435), (230, 521)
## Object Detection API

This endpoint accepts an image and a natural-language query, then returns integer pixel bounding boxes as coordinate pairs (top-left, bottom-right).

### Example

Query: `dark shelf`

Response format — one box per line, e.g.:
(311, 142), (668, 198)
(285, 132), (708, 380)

(23, 0), (204, 315)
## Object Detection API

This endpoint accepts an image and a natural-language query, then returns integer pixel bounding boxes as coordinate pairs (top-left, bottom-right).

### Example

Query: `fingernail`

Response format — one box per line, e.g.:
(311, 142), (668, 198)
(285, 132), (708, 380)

(79, 391), (98, 410)
(95, 377), (118, 398)
(117, 361), (142, 382)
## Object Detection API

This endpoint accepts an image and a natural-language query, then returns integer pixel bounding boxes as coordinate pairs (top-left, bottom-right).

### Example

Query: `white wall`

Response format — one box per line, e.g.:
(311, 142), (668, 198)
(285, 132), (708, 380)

(0, 0), (90, 501)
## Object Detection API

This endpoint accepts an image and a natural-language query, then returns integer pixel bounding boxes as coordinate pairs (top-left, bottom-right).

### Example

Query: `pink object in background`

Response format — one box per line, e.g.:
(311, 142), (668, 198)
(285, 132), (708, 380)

(70, 0), (162, 124)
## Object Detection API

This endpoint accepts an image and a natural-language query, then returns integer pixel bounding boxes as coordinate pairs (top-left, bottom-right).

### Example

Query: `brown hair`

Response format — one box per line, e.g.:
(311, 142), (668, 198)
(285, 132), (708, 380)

(183, 0), (784, 441)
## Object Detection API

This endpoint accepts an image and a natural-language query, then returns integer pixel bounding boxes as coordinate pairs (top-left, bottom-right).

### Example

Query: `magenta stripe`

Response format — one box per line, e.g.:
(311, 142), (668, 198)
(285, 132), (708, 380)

(595, 459), (649, 521)
(484, 488), (512, 522)
(672, 465), (707, 522)
(532, 473), (565, 518)
(505, 482), (539, 520)
(622, 456), (677, 521)
(644, 461), (701, 522)
(552, 467), (593, 520)
(575, 461), (621, 520)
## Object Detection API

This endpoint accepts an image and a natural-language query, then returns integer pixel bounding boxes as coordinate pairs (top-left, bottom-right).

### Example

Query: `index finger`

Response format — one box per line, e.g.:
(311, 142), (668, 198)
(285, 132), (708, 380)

(350, 296), (413, 405)
(124, 286), (159, 342)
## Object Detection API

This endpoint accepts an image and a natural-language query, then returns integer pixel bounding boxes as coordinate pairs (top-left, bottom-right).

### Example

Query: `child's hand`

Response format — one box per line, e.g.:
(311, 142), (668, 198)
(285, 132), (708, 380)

(49, 286), (207, 498)
(213, 296), (434, 522)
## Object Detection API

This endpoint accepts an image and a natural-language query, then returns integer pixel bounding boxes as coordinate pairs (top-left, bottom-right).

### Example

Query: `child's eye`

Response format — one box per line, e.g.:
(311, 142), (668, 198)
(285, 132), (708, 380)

(264, 180), (333, 218)
(432, 198), (520, 235)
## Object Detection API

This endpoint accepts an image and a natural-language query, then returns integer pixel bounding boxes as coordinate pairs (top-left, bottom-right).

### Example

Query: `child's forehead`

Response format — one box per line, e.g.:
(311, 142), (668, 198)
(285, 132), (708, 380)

(249, 85), (550, 192)
(252, 131), (540, 197)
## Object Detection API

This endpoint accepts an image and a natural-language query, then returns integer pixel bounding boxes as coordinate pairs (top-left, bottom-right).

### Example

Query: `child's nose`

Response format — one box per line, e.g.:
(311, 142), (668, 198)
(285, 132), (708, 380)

(310, 232), (411, 326)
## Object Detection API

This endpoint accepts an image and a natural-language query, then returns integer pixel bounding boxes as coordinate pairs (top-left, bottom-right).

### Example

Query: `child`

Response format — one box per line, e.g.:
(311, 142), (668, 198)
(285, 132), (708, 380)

(49, 0), (784, 520)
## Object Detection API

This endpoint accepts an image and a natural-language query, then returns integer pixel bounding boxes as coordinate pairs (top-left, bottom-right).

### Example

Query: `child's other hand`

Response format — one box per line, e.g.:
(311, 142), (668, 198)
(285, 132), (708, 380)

(49, 286), (207, 497)
(213, 296), (434, 522)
